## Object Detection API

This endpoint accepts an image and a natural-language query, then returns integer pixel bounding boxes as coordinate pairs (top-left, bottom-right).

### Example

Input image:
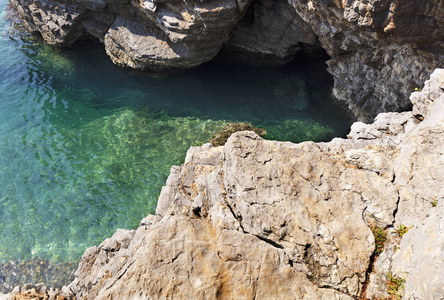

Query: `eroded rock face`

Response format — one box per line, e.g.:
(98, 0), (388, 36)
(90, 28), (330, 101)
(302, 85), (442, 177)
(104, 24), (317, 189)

(225, 0), (317, 58)
(288, 0), (444, 121)
(224, 0), (443, 121)
(365, 69), (444, 299)
(65, 216), (356, 299)
(9, 0), (252, 69)
(56, 69), (444, 299)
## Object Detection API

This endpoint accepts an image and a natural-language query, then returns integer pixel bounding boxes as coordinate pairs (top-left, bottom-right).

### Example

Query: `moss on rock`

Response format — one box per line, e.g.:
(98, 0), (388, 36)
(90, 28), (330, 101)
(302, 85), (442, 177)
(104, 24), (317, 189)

(209, 123), (267, 146)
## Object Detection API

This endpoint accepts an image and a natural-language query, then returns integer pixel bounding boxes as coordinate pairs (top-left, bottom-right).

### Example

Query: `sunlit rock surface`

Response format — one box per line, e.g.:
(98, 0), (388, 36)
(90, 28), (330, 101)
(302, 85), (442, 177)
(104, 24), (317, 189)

(5, 0), (444, 295)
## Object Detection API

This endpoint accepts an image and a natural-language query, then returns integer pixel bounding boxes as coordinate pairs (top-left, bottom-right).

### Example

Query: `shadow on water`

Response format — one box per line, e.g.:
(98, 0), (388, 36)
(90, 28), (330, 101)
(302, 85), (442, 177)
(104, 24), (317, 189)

(0, 7), (353, 292)
(47, 39), (353, 142)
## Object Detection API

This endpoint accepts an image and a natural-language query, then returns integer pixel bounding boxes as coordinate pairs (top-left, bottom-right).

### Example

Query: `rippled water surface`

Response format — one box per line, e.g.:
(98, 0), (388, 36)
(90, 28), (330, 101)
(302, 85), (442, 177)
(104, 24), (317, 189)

(0, 0), (352, 290)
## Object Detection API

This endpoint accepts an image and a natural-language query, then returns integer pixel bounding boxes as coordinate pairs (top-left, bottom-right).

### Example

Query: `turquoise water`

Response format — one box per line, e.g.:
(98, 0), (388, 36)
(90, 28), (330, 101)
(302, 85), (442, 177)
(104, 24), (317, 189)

(0, 0), (352, 289)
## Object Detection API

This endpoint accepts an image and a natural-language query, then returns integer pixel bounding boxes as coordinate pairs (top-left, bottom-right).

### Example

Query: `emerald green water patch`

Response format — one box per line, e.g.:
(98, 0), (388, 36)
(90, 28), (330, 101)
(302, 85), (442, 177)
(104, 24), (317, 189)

(1, 0), (353, 290)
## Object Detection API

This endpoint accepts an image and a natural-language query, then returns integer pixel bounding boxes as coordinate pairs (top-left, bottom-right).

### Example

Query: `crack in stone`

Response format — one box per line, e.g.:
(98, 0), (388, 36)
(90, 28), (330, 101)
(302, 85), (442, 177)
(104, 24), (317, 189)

(223, 196), (246, 233)
(252, 234), (284, 249)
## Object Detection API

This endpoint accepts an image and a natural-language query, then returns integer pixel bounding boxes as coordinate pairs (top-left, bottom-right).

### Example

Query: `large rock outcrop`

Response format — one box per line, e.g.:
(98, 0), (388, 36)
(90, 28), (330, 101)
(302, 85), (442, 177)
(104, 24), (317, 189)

(9, 0), (252, 69)
(286, 0), (444, 121)
(2, 69), (438, 299)
(225, 0), (318, 59)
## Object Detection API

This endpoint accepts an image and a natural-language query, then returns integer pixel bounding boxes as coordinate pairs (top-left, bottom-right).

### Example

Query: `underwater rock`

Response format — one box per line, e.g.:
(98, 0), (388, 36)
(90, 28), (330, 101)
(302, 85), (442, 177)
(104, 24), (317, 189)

(274, 76), (310, 111)
(208, 122), (266, 146)
(0, 258), (77, 294)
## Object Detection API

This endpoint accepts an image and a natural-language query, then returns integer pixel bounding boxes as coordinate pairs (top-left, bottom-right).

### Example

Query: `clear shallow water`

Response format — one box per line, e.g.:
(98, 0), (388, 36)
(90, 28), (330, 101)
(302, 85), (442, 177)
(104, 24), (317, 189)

(0, 0), (352, 289)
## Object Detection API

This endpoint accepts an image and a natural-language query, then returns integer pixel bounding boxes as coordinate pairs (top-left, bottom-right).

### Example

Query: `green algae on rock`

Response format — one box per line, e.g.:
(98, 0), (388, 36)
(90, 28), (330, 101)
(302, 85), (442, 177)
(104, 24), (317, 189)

(0, 258), (77, 294)
(264, 119), (334, 143)
(209, 122), (266, 146)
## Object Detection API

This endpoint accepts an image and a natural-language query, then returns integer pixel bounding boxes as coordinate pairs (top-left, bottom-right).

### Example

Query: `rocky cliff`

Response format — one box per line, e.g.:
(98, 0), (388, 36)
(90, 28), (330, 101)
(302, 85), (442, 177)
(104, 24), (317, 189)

(9, 0), (253, 70)
(4, 69), (443, 299)
(8, 0), (444, 121)
(287, 0), (444, 121)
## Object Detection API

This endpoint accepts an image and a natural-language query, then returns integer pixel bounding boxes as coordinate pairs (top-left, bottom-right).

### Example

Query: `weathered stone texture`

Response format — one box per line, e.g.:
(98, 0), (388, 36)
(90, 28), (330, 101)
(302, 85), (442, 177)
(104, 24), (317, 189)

(9, 0), (444, 120)
(365, 69), (444, 299)
(66, 216), (356, 299)
(223, 0), (443, 120)
(6, 0), (444, 293)
(288, 0), (444, 121)
(9, 0), (252, 69)
(3, 66), (444, 299)
(225, 0), (317, 58)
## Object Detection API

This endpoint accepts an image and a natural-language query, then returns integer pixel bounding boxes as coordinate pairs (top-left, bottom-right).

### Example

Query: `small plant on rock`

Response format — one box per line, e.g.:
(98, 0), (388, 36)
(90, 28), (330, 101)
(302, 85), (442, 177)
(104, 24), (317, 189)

(387, 273), (405, 299)
(431, 195), (438, 207)
(395, 224), (412, 238)
(371, 226), (387, 257)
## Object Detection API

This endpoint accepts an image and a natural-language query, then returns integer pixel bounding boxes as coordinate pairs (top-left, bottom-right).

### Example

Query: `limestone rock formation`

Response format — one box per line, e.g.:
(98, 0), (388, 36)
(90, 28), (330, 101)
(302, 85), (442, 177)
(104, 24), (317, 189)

(9, 0), (252, 69)
(2, 67), (444, 298)
(225, 0), (317, 59)
(224, 0), (443, 120)
(287, 0), (444, 121)
(366, 68), (444, 299)
(5, 0), (444, 294)
(0, 69), (414, 298)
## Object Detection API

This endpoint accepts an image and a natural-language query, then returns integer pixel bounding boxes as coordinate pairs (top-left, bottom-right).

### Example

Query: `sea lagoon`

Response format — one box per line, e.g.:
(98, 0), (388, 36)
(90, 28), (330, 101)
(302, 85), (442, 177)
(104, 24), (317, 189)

(0, 0), (352, 291)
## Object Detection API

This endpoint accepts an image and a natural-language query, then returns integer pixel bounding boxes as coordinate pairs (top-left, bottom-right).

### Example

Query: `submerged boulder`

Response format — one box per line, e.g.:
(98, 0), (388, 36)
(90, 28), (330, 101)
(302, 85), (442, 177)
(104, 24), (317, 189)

(208, 122), (266, 146)
(274, 75), (310, 111)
